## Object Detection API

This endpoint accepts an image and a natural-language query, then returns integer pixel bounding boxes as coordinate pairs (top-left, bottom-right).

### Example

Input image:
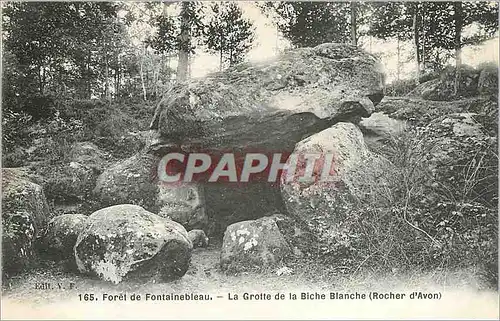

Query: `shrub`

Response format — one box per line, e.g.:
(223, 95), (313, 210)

(384, 71), (441, 97)
(57, 98), (155, 158)
(319, 123), (498, 288)
(2, 98), (156, 167)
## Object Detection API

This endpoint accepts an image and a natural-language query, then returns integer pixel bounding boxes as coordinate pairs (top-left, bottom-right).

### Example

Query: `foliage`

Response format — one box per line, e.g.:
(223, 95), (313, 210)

(204, 2), (255, 69)
(3, 2), (123, 101)
(2, 98), (154, 168)
(368, 2), (499, 72)
(316, 106), (498, 287)
(260, 1), (352, 47)
(147, 2), (204, 56)
(384, 70), (441, 96)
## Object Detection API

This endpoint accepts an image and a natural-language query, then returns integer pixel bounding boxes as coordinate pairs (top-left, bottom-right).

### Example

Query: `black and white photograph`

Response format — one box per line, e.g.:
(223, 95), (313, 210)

(1, 1), (499, 319)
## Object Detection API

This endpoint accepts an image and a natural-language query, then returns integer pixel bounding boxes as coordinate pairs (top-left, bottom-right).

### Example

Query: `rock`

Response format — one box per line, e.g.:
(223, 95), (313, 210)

(36, 214), (88, 262)
(42, 162), (100, 204)
(2, 168), (51, 231)
(406, 78), (440, 99)
(441, 113), (485, 137)
(2, 168), (51, 276)
(280, 123), (392, 248)
(149, 43), (384, 152)
(477, 63), (498, 96)
(358, 112), (407, 148)
(220, 216), (292, 272)
(157, 183), (208, 231)
(69, 142), (110, 172)
(188, 229), (209, 248)
(93, 153), (207, 230)
(93, 153), (160, 211)
(2, 211), (37, 276)
(74, 204), (192, 284)
(29, 142), (109, 205)
(407, 65), (480, 101)
(375, 96), (495, 124)
(147, 43), (384, 236)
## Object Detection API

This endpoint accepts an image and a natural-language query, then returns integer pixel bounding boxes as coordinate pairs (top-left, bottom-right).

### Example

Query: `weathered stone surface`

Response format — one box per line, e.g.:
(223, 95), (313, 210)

(2, 168), (52, 276)
(69, 142), (111, 172)
(36, 214), (88, 261)
(149, 43), (384, 152)
(359, 112), (407, 148)
(188, 229), (209, 248)
(220, 216), (292, 272)
(92, 153), (160, 210)
(280, 123), (392, 248)
(157, 183), (208, 231)
(93, 153), (207, 231)
(375, 96), (496, 123)
(29, 142), (110, 204)
(74, 204), (192, 284)
(441, 113), (485, 137)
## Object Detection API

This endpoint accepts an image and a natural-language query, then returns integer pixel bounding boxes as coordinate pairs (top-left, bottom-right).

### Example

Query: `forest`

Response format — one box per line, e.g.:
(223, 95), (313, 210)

(1, 2), (499, 319)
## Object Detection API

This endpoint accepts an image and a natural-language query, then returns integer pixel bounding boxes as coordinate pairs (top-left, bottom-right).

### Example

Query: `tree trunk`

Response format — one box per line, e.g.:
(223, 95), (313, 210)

(105, 54), (110, 100)
(114, 53), (120, 98)
(454, 1), (463, 95)
(350, 1), (357, 46)
(412, 3), (421, 83)
(219, 30), (224, 71)
(86, 49), (92, 99)
(397, 35), (401, 81)
(38, 65), (44, 95)
(421, 5), (426, 74)
(176, 2), (191, 82)
(140, 47), (147, 101)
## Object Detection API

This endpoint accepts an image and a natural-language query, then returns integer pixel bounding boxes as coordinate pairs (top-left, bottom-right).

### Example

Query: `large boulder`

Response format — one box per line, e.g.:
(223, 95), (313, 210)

(280, 123), (392, 249)
(93, 153), (207, 231)
(149, 43), (384, 152)
(146, 43), (385, 236)
(220, 216), (292, 272)
(2, 168), (52, 276)
(92, 153), (159, 210)
(157, 182), (208, 231)
(74, 204), (192, 284)
(36, 214), (88, 262)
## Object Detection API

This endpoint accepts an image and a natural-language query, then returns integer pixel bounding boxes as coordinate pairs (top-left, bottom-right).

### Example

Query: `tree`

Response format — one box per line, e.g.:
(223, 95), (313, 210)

(147, 2), (204, 82)
(204, 2), (255, 70)
(176, 2), (204, 81)
(2, 2), (123, 110)
(350, 2), (357, 46)
(260, 1), (351, 48)
(368, 1), (499, 78)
